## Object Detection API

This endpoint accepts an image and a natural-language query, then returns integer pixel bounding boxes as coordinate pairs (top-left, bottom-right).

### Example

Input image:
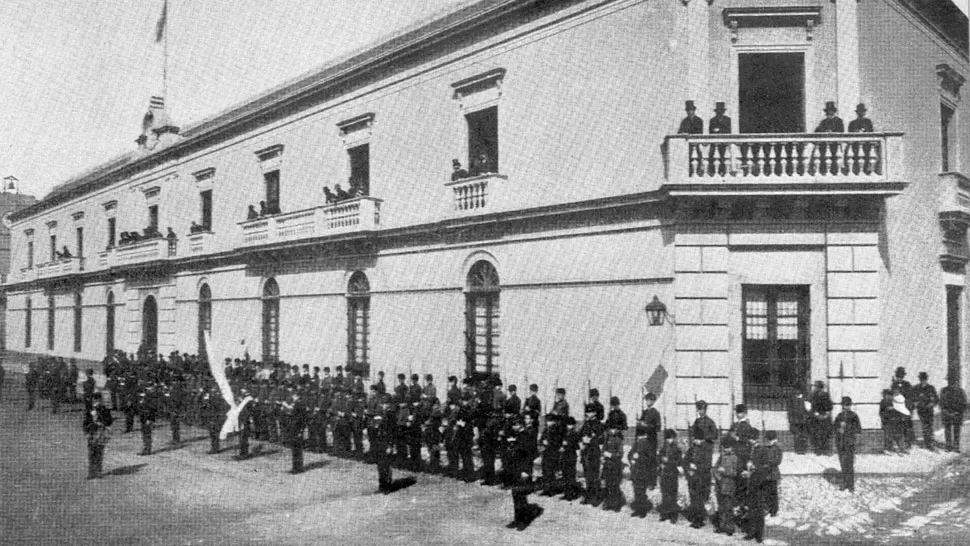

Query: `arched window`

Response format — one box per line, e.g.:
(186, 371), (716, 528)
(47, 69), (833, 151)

(25, 297), (32, 348)
(47, 295), (55, 351)
(198, 283), (212, 355)
(262, 278), (280, 362)
(106, 291), (115, 354)
(73, 292), (83, 353)
(465, 260), (500, 375)
(346, 271), (370, 376)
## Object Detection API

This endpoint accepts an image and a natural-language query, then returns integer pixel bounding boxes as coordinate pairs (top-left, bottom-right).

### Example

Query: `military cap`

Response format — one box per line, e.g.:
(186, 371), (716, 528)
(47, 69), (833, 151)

(814, 380), (825, 389)
(336, 366), (343, 371)
(685, 100), (696, 111)
(86, 368), (95, 375)
(589, 388), (600, 398)
(529, 384), (539, 392)
(556, 387), (566, 395)
(895, 366), (906, 377)
(302, 364), (310, 369)
(377, 370), (385, 376)
(720, 434), (735, 448)
(425, 374), (433, 381)
(313, 366), (320, 372)
(447, 375), (457, 383)
(841, 396), (853, 406)
(735, 404), (747, 414)
(508, 384), (517, 392)
(664, 428), (677, 439)
(918, 371), (928, 380)
(397, 373), (406, 380)
(643, 392), (656, 401)
(565, 416), (577, 426)
(323, 367), (331, 372)
(765, 430), (778, 441)
(695, 399), (708, 410)
(452, 158), (461, 167)
(609, 396), (620, 406)
(856, 103), (867, 113)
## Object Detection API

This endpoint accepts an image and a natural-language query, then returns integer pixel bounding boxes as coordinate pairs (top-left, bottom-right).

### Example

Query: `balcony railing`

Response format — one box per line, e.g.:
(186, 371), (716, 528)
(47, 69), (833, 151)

(186, 231), (215, 255)
(237, 196), (382, 248)
(444, 173), (509, 214)
(35, 257), (85, 279)
(113, 237), (176, 265)
(664, 133), (904, 192)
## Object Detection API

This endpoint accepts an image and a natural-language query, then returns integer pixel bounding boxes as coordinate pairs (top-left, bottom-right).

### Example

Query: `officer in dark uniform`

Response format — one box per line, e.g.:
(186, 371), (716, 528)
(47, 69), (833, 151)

(480, 407), (503, 485)
(560, 416), (582, 500)
(658, 429), (682, 523)
(580, 402), (605, 505)
(81, 369), (97, 409)
(25, 363), (39, 410)
(524, 384), (542, 421)
(788, 390), (811, 454)
(373, 396), (395, 492)
(587, 389), (605, 421)
(136, 389), (158, 456)
(685, 400), (718, 528)
(601, 425), (626, 512)
(539, 413), (564, 495)
(913, 371), (939, 450)
(455, 396), (476, 481)
(834, 396), (862, 492)
(83, 393), (113, 479)
(505, 384), (521, 415)
(507, 416), (543, 530)
(237, 392), (254, 459)
(284, 391), (309, 474)
(678, 100), (703, 134)
(809, 382), (834, 455)
(628, 431), (654, 518)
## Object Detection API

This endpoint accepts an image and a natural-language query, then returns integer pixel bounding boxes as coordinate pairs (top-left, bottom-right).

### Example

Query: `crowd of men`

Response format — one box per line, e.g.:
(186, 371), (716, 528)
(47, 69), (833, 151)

(11, 348), (967, 538)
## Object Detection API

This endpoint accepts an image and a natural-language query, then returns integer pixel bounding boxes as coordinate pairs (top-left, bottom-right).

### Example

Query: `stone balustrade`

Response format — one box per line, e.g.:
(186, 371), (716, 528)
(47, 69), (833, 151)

(444, 173), (509, 214)
(237, 196), (382, 249)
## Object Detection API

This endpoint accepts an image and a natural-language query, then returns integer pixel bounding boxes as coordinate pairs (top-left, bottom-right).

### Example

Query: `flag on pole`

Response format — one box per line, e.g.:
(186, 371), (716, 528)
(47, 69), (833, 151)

(155, 0), (168, 43)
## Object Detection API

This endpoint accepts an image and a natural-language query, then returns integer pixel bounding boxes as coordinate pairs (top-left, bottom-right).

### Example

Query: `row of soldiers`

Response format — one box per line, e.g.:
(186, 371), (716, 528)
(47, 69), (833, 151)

(24, 356), (82, 413)
(94, 353), (790, 538)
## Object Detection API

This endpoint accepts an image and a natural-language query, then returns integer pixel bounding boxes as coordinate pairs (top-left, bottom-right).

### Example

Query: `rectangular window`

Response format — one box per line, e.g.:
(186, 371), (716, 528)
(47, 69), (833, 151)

(742, 285), (810, 410)
(347, 144), (370, 197)
(47, 298), (55, 351)
(942, 102), (955, 172)
(465, 293), (500, 375)
(948, 286), (963, 384)
(76, 227), (84, 259)
(27, 241), (33, 269)
(347, 297), (370, 375)
(107, 217), (116, 248)
(74, 299), (82, 353)
(148, 205), (159, 233)
(264, 170), (280, 215)
(25, 299), (32, 348)
(262, 300), (279, 362)
(200, 190), (213, 231)
(50, 235), (56, 262)
(466, 106), (499, 175)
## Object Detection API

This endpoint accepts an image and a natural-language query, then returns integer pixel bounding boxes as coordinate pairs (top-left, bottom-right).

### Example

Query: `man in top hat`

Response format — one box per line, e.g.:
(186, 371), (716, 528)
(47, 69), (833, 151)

(731, 403), (759, 466)
(814, 101), (845, 175)
(833, 396), (862, 492)
(940, 375), (967, 452)
(708, 101), (733, 175)
(709, 102), (732, 134)
(451, 159), (469, 181)
(678, 100), (704, 135)
(913, 372), (939, 450)
(848, 103), (874, 133)
(809, 381), (834, 455)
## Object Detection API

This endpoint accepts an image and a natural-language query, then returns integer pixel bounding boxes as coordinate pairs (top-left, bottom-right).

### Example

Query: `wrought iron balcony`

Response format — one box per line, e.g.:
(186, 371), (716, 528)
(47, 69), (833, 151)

(444, 173), (509, 214)
(663, 132), (905, 195)
(237, 196), (382, 249)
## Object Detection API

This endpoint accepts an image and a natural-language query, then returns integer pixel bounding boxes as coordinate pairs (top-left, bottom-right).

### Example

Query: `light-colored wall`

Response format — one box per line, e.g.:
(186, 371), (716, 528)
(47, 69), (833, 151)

(859, 0), (970, 390)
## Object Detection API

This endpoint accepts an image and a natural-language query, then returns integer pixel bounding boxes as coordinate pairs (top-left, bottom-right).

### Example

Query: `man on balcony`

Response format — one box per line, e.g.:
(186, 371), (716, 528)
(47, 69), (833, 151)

(708, 102), (732, 175)
(678, 101), (703, 134)
(814, 102), (845, 175)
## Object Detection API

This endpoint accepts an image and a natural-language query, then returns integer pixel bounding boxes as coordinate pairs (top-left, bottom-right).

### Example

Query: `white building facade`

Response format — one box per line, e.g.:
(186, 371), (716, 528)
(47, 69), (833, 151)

(3, 0), (968, 431)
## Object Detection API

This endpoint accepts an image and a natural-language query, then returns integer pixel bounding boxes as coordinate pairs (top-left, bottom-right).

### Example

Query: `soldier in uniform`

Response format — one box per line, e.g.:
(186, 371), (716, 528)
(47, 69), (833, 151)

(940, 375), (967, 452)
(352, 392), (368, 459)
(601, 426), (626, 512)
(788, 390), (811, 454)
(373, 396), (395, 492)
(713, 435), (739, 536)
(628, 431), (654, 518)
(446, 376), (461, 407)
(657, 428), (682, 523)
(913, 371), (939, 450)
(580, 402), (605, 505)
(203, 386), (227, 454)
(539, 413), (564, 495)
(678, 100), (703, 134)
(166, 379), (185, 445)
(505, 384), (521, 415)
(636, 392), (661, 488)
(374, 370), (386, 395)
(524, 384), (542, 422)
(834, 396), (862, 492)
(136, 389), (158, 456)
(25, 362), (39, 410)
(762, 431), (783, 517)
(587, 389), (605, 421)
(83, 393), (113, 479)
(560, 416), (582, 501)
(122, 375), (138, 433)
(423, 400), (445, 474)
(237, 392), (254, 459)
(480, 406), (503, 485)
(507, 416), (543, 530)
(730, 404), (759, 466)
(455, 397), (476, 481)
(550, 387), (569, 418)
(685, 400), (718, 528)
(81, 369), (97, 409)
(283, 391), (309, 474)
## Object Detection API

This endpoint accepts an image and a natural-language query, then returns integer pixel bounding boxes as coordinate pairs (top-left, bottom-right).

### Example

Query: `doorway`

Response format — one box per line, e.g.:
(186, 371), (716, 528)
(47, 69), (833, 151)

(739, 53), (805, 133)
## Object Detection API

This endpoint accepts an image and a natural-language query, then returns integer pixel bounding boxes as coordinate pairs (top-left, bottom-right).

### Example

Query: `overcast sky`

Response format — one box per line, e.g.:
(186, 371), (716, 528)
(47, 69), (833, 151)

(0, 0), (967, 200)
(0, 0), (466, 199)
